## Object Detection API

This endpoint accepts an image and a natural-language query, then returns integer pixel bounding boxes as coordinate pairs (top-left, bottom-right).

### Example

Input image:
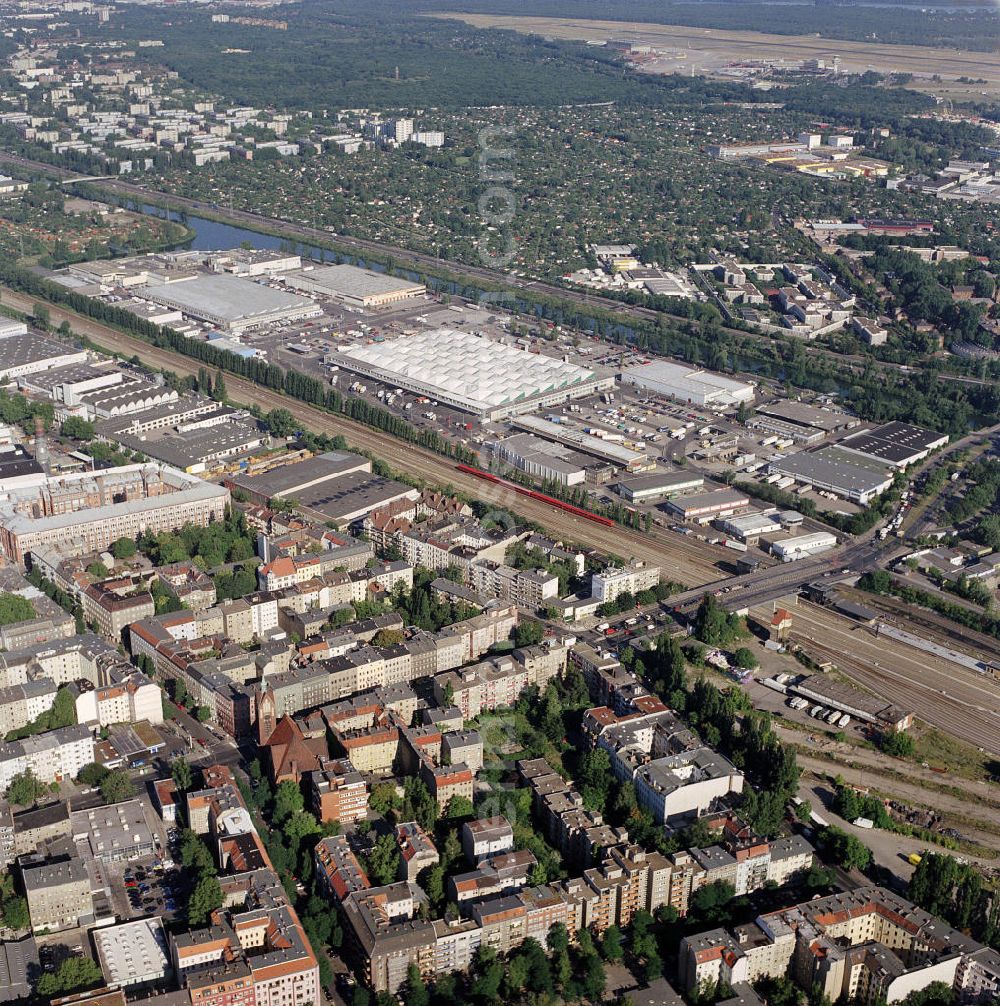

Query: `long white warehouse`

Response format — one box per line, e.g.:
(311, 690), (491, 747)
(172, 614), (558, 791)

(622, 360), (755, 407)
(771, 531), (837, 561)
(336, 329), (613, 421)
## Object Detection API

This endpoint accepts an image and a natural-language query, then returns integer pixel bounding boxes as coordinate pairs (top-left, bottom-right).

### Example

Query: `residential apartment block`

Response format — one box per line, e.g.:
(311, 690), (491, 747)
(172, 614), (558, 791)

(680, 886), (993, 1005)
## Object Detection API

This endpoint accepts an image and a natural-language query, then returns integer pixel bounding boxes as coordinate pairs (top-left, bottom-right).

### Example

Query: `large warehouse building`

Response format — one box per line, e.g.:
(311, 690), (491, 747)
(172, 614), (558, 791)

(666, 488), (750, 522)
(616, 470), (704, 502)
(767, 447), (893, 504)
(622, 361), (755, 408)
(487, 433), (588, 486)
(141, 275), (321, 333)
(337, 330), (614, 421)
(224, 451), (419, 528)
(836, 421), (948, 469)
(0, 323), (89, 382)
(285, 264), (426, 308)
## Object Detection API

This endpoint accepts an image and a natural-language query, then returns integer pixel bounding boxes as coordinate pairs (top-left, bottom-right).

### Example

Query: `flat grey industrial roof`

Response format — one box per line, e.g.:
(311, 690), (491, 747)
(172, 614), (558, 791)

(755, 400), (853, 432)
(20, 361), (117, 391)
(618, 470), (704, 493)
(496, 433), (588, 476)
(838, 421), (948, 464)
(666, 488), (750, 513)
(0, 936), (37, 1004)
(0, 332), (84, 371)
(142, 274), (316, 322)
(296, 472), (417, 523)
(229, 451), (370, 498)
(115, 421), (262, 469)
(289, 263), (424, 298)
(770, 446), (891, 494)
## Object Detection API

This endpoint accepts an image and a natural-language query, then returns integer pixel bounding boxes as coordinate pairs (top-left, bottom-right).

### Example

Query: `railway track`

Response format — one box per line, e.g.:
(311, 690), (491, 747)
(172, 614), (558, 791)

(788, 602), (1000, 754)
(0, 286), (725, 585)
(840, 585), (1000, 668)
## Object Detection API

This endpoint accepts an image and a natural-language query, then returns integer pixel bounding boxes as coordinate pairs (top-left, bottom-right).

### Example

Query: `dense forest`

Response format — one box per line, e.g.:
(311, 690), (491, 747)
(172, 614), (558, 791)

(105, 7), (713, 111)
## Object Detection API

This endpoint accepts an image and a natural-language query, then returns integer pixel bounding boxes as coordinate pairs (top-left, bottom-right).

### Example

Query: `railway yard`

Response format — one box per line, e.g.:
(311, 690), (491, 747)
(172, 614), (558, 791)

(783, 600), (1000, 755)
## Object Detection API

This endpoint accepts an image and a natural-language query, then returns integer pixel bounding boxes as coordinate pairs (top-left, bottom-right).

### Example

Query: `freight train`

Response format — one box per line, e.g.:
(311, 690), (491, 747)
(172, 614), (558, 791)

(455, 464), (616, 527)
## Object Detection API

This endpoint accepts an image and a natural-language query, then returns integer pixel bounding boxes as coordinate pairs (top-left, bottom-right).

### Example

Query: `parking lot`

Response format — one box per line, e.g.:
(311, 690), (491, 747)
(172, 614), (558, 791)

(113, 832), (184, 921)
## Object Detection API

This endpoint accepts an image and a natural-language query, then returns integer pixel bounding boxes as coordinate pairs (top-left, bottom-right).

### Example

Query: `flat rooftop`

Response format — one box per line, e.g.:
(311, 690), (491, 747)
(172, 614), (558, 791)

(296, 472), (418, 524)
(623, 360), (754, 403)
(666, 488), (750, 513)
(114, 421), (262, 470)
(755, 400), (854, 432)
(141, 274), (317, 323)
(618, 470), (704, 493)
(770, 447), (891, 495)
(495, 433), (588, 476)
(838, 421), (948, 465)
(228, 451), (370, 499)
(93, 917), (171, 987)
(288, 263), (425, 299)
(0, 331), (85, 372)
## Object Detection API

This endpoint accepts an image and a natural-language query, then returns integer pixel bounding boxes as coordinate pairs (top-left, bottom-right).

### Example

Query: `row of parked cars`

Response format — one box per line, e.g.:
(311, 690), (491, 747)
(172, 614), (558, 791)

(124, 859), (177, 915)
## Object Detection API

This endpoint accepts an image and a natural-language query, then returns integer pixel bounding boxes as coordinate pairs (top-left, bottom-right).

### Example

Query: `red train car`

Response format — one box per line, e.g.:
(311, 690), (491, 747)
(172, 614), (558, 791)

(455, 464), (616, 527)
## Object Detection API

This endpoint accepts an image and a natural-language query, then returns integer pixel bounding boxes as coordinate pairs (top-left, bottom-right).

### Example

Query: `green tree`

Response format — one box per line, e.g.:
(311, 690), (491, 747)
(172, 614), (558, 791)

(600, 924), (624, 962)
(823, 826), (872, 871)
(693, 593), (742, 646)
(445, 794), (474, 819)
(265, 408), (297, 437)
(1, 894), (28, 931)
(5, 770), (46, 806)
(188, 874), (224, 926)
(513, 620), (544, 648)
(404, 963), (429, 1006)
(60, 416), (95, 440)
(691, 880), (736, 922)
(0, 594), (35, 627)
(36, 957), (102, 997)
(369, 782), (400, 818)
(100, 770), (136, 804)
(110, 537), (137, 559)
(733, 646), (759, 669)
(879, 730), (915, 757)
(172, 757), (194, 793)
(180, 829), (216, 876)
(77, 762), (110, 787)
(273, 780), (305, 823)
(366, 832), (400, 886)
(212, 370), (228, 402)
(578, 747), (612, 813)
